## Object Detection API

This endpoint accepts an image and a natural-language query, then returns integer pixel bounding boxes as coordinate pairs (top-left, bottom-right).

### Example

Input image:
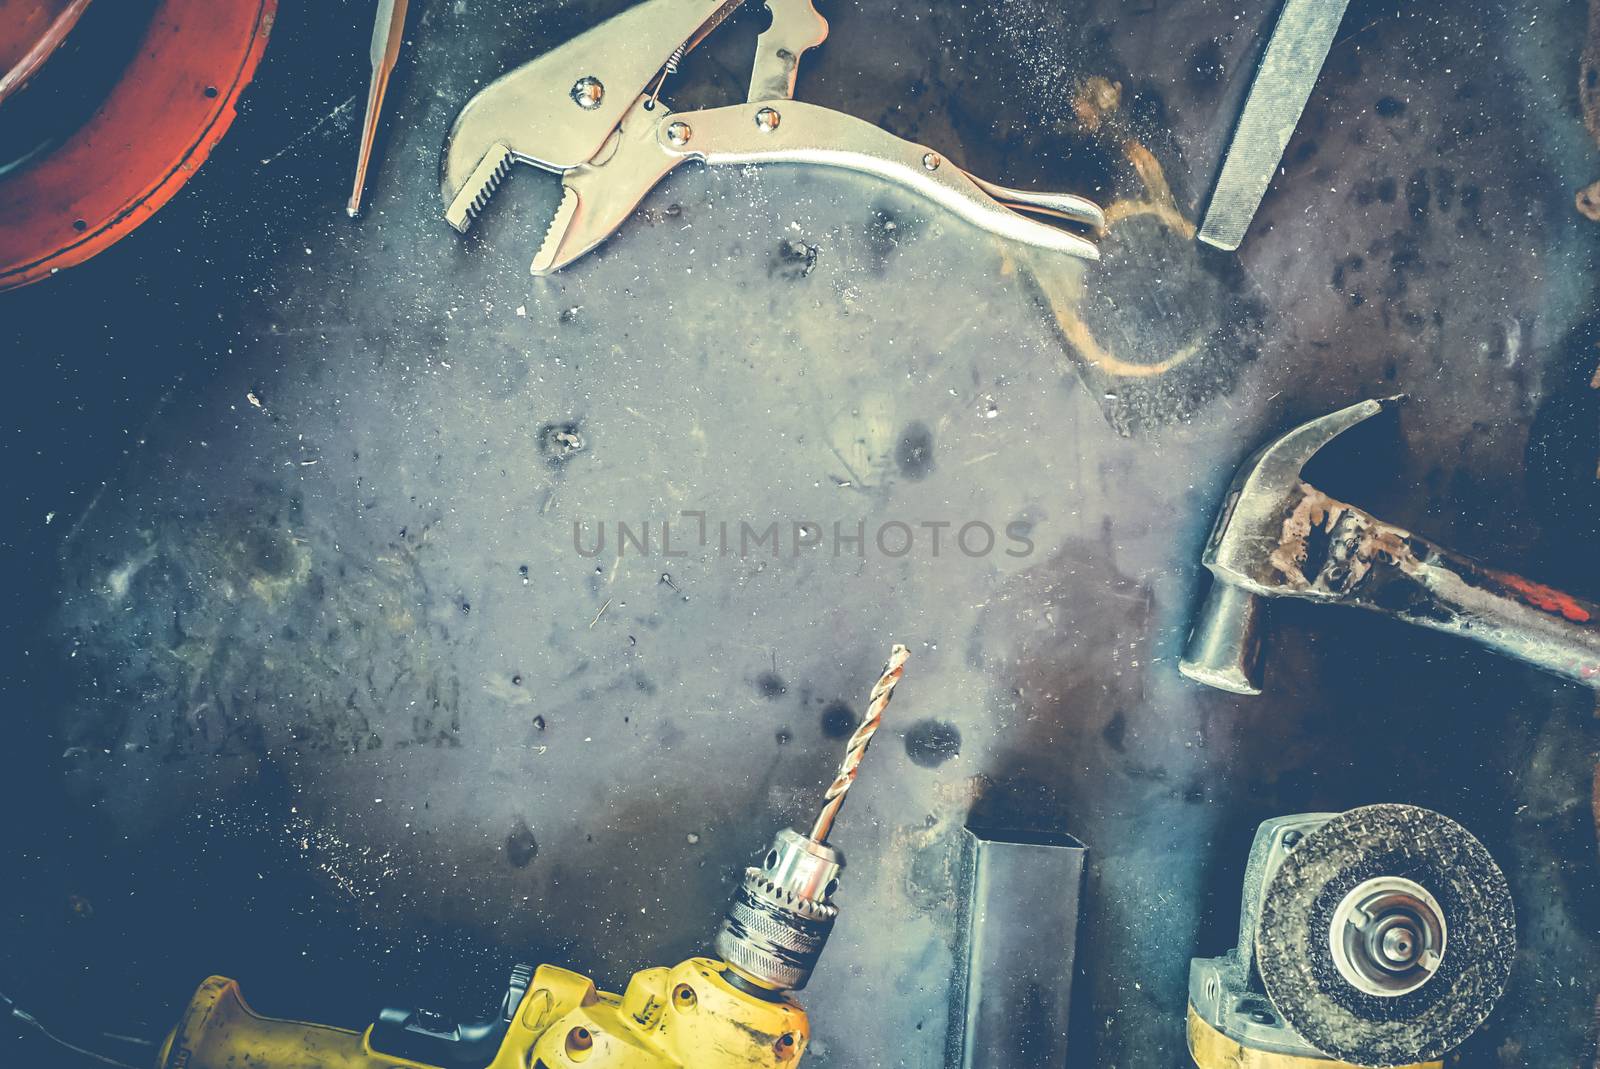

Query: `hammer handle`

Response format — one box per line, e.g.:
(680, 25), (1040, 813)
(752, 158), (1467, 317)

(1182, 516), (1600, 694)
(1327, 519), (1600, 687)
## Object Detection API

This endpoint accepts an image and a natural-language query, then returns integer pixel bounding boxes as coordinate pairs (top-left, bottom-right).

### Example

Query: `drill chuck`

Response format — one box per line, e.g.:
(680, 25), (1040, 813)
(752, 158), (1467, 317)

(716, 829), (842, 992)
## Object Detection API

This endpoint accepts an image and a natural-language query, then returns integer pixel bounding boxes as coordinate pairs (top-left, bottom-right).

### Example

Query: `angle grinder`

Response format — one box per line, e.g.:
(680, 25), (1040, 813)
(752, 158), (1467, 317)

(1188, 804), (1516, 1069)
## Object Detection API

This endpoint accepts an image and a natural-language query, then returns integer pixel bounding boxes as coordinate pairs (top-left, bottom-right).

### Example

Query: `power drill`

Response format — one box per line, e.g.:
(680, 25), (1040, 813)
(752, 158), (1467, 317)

(157, 645), (909, 1069)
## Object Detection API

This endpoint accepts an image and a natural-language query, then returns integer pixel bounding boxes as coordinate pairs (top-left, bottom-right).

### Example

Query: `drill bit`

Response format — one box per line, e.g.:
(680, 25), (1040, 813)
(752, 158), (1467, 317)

(809, 644), (909, 844)
(347, 0), (409, 218)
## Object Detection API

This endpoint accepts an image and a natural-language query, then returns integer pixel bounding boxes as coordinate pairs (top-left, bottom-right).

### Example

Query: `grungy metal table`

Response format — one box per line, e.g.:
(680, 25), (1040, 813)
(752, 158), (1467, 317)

(1, 1), (1597, 1066)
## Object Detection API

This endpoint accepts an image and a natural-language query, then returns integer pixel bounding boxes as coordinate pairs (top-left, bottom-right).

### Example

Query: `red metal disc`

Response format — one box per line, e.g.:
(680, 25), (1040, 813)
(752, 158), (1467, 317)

(0, 0), (276, 291)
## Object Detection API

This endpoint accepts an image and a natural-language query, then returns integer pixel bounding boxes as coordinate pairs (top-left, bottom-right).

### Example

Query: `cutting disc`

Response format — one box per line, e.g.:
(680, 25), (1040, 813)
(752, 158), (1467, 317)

(1255, 804), (1515, 1067)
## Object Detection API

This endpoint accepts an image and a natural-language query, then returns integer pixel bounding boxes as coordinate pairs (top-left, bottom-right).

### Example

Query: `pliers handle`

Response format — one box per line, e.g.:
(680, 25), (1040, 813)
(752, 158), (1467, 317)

(440, 0), (1104, 274)
(535, 96), (1103, 275)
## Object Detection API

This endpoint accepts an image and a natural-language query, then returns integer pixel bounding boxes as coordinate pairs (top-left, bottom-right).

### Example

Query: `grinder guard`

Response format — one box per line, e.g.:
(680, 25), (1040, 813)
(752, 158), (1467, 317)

(1187, 805), (1514, 1069)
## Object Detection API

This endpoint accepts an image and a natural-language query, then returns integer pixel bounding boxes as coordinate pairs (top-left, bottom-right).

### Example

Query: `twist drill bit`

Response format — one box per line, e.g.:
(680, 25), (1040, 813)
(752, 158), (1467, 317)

(718, 643), (910, 991)
(809, 644), (909, 844)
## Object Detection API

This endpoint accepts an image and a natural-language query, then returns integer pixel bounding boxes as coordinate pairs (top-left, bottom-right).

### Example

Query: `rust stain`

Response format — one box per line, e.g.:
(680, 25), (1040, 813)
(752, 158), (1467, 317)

(1336, 516), (1412, 590)
(1268, 486), (1337, 588)
(1103, 141), (1198, 241)
(1051, 306), (1200, 379)
(1071, 76), (1122, 131)
(1579, 179), (1600, 223)
(1031, 138), (1204, 379)
(1270, 487), (1417, 592)
(1487, 569), (1594, 623)
(880, 774), (984, 920)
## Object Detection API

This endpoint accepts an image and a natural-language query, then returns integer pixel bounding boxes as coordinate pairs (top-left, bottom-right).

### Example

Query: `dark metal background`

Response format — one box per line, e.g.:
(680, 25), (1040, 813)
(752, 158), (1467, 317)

(2, 1), (1598, 1066)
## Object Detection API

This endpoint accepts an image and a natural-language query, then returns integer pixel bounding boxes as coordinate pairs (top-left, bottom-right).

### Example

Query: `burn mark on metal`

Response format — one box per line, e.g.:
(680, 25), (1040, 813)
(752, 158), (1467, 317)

(904, 720), (962, 768)
(895, 421), (935, 480)
(539, 422), (587, 464)
(819, 702), (856, 740)
(506, 819), (539, 868)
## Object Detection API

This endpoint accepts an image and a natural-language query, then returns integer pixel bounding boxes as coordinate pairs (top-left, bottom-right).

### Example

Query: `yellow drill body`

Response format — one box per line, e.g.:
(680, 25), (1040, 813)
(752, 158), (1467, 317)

(161, 958), (808, 1069)
(157, 648), (911, 1069)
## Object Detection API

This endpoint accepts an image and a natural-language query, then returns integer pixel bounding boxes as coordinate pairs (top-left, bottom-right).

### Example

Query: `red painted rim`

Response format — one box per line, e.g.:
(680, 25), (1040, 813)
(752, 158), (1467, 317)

(0, 0), (277, 291)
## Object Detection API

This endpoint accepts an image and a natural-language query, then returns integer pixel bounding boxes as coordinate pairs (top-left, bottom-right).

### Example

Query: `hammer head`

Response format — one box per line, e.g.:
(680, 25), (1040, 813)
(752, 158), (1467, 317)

(1180, 397), (1402, 694)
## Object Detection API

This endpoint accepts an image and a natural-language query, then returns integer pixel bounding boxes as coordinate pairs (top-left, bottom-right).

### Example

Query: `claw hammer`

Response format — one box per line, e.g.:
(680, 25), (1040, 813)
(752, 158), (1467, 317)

(1180, 397), (1600, 694)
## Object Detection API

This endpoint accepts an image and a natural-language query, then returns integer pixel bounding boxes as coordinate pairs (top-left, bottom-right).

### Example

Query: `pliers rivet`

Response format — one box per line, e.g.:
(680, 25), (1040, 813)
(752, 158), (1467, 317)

(754, 107), (782, 133)
(570, 76), (605, 109)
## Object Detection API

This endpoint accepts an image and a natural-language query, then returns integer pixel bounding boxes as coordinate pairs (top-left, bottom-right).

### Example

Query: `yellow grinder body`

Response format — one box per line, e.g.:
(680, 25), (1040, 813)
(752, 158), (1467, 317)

(1186, 1004), (1440, 1069)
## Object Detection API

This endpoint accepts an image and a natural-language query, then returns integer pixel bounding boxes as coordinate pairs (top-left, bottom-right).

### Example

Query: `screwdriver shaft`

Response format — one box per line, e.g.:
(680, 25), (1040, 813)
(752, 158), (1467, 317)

(348, 0), (409, 217)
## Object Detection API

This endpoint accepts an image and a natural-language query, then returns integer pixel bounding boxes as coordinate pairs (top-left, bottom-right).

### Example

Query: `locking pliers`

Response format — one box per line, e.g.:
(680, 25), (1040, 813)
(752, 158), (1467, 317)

(440, 0), (1104, 274)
